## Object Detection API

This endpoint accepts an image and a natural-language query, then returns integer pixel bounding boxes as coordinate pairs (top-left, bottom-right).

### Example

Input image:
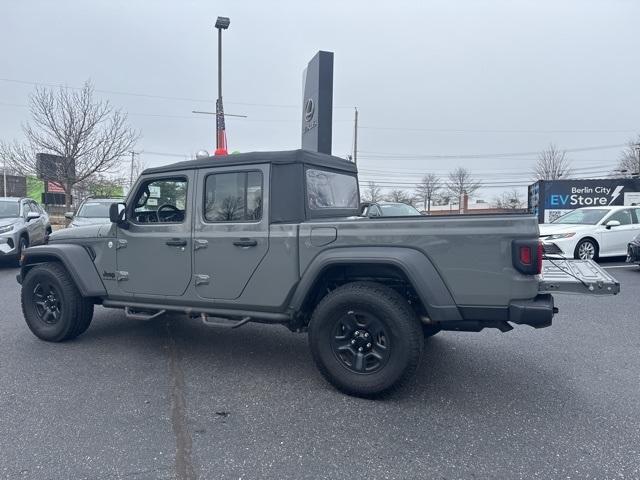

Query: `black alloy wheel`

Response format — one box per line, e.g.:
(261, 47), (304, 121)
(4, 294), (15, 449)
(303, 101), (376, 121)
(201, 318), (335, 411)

(331, 309), (391, 374)
(32, 281), (62, 325)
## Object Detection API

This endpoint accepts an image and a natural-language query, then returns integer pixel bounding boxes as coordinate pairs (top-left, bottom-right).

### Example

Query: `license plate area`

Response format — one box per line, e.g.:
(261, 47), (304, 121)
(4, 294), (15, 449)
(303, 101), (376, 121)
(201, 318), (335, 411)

(538, 259), (620, 295)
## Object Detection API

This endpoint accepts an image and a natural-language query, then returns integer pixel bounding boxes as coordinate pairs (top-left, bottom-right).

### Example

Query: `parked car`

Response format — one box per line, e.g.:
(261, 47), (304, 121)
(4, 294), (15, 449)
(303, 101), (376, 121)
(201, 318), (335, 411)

(539, 205), (640, 260)
(627, 233), (640, 267)
(361, 201), (422, 217)
(17, 150), (618, 397)
(0, 197), (51, 263)
(66, 197), (123, 227)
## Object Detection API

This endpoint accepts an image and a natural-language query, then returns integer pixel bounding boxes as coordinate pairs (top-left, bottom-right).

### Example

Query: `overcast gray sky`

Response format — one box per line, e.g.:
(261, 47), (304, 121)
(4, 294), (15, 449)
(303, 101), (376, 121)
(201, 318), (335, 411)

(1, 0), (639, 199)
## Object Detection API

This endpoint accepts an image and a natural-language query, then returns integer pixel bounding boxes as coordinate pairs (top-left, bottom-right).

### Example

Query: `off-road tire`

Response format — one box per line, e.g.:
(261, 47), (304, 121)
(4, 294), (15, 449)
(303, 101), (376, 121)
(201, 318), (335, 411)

(574, 238), (599, 261)
(308, 282), (423, 397)
(21, 262), (94, 342)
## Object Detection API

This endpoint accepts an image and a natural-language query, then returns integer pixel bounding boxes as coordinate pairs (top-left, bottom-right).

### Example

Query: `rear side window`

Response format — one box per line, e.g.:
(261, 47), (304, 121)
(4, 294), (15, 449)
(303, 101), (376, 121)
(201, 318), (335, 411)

(204, 171), (263, 222)
(306, 169), (358, 209)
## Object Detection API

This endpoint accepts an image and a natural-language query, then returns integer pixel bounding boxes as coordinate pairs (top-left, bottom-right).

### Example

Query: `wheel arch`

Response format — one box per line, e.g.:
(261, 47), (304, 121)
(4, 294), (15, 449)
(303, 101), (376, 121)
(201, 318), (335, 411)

(289, 247), (462, 323)
(574, 236), (600, 258)
(19, 244), (107, 298)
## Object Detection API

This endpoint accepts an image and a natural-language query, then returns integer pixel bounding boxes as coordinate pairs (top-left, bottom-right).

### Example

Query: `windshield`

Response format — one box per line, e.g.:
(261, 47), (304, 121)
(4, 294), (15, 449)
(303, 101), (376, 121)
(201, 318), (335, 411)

(379, 203), (422, 216)
(0, 200), (20, 218)
(551, 208), (609, 225)
(77, 201), (112, 218)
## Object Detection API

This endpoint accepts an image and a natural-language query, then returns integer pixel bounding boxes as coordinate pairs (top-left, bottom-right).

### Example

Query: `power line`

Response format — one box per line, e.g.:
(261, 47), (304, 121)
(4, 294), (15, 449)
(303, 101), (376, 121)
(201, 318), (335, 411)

(359, 126), (637, 134)
(0, 77), (354, 109)
(357, 144), (627, 160)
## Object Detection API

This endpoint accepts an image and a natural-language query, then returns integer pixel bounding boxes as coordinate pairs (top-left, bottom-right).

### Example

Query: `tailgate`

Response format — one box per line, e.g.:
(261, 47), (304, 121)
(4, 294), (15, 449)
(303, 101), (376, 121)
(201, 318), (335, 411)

(539, 259), (620, 295)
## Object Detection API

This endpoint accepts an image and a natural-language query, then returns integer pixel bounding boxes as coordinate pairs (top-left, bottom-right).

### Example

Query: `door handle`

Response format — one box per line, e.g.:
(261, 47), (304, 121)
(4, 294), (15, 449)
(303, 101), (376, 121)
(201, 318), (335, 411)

(166, 238), (187, 247)
(233, 238), (258, 247)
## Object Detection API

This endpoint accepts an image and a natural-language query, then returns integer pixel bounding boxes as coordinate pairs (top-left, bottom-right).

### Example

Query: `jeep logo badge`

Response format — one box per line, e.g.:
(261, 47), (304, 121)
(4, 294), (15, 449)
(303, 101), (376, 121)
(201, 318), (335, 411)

(304, 98), (315, 122)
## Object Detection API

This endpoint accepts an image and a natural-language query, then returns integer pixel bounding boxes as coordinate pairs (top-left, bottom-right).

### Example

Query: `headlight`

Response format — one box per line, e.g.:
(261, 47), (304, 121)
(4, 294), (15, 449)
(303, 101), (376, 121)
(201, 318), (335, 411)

(0, 224), (14, 234)
(546, 232), (575, 240)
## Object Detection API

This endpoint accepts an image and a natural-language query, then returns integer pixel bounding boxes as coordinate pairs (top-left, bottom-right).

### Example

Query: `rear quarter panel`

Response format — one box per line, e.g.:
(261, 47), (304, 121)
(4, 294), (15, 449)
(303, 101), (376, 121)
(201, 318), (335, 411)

(299, 214), (540, 307)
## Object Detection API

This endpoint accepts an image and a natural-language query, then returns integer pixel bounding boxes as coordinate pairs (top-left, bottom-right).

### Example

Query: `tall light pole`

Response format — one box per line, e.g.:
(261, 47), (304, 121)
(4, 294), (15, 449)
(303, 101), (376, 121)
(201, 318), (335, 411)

(214, 16), (230, 156)
(2, 157), (6, 197)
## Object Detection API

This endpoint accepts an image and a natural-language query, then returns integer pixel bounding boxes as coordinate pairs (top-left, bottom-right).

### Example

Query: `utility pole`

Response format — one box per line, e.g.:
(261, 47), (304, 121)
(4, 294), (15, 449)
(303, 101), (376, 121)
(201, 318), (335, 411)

(634, 143), (640, 176)
(129, 151), (138, 191)
(352, 107), (358, 165)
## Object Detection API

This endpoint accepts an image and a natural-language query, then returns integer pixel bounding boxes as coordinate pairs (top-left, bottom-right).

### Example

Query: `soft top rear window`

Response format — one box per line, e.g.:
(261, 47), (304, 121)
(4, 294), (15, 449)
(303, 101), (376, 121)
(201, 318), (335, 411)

(306, 169), (358, 210)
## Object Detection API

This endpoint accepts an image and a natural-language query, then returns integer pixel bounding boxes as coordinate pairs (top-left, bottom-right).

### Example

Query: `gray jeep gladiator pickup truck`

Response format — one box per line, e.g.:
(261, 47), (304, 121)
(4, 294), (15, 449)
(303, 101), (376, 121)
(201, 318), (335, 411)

(17, 150), (619, 397)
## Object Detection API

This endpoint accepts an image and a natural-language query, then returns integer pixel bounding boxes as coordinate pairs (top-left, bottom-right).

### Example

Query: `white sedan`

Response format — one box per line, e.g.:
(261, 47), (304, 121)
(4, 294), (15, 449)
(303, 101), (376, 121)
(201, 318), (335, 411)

(539, 206), (640, 260)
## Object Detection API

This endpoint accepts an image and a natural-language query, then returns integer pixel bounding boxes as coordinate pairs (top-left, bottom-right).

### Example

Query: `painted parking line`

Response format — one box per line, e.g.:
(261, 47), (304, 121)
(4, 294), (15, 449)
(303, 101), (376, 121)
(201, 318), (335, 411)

(602, 265), (638, 269)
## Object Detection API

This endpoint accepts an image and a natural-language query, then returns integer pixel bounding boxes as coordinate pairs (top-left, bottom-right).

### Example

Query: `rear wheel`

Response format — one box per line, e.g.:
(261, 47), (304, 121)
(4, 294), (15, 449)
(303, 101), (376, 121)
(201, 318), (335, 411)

(574, 238), (599, 261)
(308, 282), (423, 397)
(21, 262), (94, 342)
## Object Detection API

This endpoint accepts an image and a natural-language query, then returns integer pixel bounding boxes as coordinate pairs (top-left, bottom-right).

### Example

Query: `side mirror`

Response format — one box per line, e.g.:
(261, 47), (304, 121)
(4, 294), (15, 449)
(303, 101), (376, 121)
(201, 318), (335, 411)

(26, 211), (41, 221)
(109, 202), (128, 227)
(64, 212), (74, 220)
(605, 220), (621, 229)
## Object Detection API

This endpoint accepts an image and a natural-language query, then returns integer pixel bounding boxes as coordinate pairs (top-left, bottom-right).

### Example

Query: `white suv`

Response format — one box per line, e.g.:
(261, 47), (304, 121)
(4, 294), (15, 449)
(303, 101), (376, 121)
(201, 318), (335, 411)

(539, 206), (640, 260)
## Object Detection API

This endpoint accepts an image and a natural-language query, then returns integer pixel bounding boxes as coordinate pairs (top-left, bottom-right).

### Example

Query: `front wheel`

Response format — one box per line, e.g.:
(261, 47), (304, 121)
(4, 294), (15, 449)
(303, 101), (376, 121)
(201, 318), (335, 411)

(21, 262), (94, 342)
(308, 282), (423, 397)
(574, 239), (599, 261)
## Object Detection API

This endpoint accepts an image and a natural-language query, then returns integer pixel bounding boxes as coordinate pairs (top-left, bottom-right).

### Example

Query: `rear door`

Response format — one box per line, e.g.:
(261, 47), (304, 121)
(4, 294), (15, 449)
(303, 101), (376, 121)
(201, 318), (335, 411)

(193, 164), (269, 300)
(115, 172), (193, 296)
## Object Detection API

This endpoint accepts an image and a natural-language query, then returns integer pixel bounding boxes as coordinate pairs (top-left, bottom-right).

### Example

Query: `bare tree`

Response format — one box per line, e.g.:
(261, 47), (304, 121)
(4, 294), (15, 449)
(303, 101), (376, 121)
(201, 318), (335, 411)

(493, 188), (525, 210)
(615, 136), (640, 177)
(533, 143), (571, 180)
(75, 174), (126, 202)
(386, 189), (414, 205)
(362, 181), (382, 202)
(414, 173), (441, 213)
(0, 81), (139, 208)
(446, 167), (481, 200)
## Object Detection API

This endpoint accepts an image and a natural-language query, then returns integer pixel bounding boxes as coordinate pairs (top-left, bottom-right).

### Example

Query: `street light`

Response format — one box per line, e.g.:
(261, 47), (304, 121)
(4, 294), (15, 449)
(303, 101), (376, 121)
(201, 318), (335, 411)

(214, 16), (230, 156)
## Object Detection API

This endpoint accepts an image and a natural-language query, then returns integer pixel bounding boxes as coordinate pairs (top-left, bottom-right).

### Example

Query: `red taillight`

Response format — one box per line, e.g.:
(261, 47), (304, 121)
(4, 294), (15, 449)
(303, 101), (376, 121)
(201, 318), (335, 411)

(537, 241), (543, 274)
(519, 246), (532, 265)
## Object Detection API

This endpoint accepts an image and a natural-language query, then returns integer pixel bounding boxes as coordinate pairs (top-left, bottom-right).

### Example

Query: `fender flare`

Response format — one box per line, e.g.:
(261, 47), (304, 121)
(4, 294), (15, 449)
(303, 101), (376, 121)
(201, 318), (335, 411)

(19, 244), (107, 298)
(289, 247), (462, 322)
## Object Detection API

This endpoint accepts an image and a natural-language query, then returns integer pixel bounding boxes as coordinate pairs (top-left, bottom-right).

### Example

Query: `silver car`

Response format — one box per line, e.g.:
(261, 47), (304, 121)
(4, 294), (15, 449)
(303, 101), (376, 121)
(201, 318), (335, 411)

(0, 197), (51, 263)
(66, 197), (123, 227)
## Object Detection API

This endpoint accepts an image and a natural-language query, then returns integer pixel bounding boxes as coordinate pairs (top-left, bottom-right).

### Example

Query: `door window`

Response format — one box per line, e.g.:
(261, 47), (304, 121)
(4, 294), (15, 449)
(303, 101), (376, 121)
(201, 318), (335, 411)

(132, 177), (187, 223)
(606, 209), (632, 225)
(204, 171), (263, 222)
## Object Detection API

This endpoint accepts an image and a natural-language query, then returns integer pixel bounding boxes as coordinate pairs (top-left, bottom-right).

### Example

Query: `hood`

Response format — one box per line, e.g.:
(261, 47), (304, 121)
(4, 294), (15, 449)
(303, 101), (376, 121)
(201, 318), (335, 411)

(69, 216), (111, 228)
(0, 217), (20, 228)
(49, 223), (115, 242)
(539, 223), (594, 236)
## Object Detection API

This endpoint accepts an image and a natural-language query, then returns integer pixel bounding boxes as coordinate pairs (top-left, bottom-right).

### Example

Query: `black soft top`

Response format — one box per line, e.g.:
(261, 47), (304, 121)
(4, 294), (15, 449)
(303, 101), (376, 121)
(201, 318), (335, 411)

(143, 149), (357, 175)
(142, 149), (360, 223)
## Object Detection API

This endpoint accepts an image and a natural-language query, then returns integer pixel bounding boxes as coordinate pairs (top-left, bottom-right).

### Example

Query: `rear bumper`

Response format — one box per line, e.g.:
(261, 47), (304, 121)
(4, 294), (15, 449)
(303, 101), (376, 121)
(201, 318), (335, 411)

(442, 294), (556, 332)
(508, 294), (555, 329)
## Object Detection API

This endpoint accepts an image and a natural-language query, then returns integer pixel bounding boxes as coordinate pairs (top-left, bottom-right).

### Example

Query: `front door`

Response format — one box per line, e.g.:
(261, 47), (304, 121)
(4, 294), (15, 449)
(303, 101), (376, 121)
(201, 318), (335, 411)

(193, 165), (269, 300)
(116, 172), (193, 296)
(599, 208), (638, 256)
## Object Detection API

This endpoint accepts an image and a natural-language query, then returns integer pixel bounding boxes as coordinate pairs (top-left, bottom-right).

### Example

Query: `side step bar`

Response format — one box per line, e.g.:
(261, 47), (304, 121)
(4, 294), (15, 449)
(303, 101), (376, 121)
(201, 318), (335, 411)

(124, 307), (166, 321)
(199, 313), (252, 329)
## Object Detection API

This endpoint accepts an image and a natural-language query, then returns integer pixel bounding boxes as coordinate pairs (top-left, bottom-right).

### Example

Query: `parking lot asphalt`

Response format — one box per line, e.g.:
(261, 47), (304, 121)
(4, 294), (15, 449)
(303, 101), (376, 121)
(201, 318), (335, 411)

(1, 259), (639, 479)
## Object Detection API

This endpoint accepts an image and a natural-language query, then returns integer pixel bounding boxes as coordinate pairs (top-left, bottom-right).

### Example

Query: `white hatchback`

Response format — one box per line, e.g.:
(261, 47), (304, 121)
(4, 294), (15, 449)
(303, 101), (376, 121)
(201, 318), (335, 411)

(539, 206), (640, 260)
